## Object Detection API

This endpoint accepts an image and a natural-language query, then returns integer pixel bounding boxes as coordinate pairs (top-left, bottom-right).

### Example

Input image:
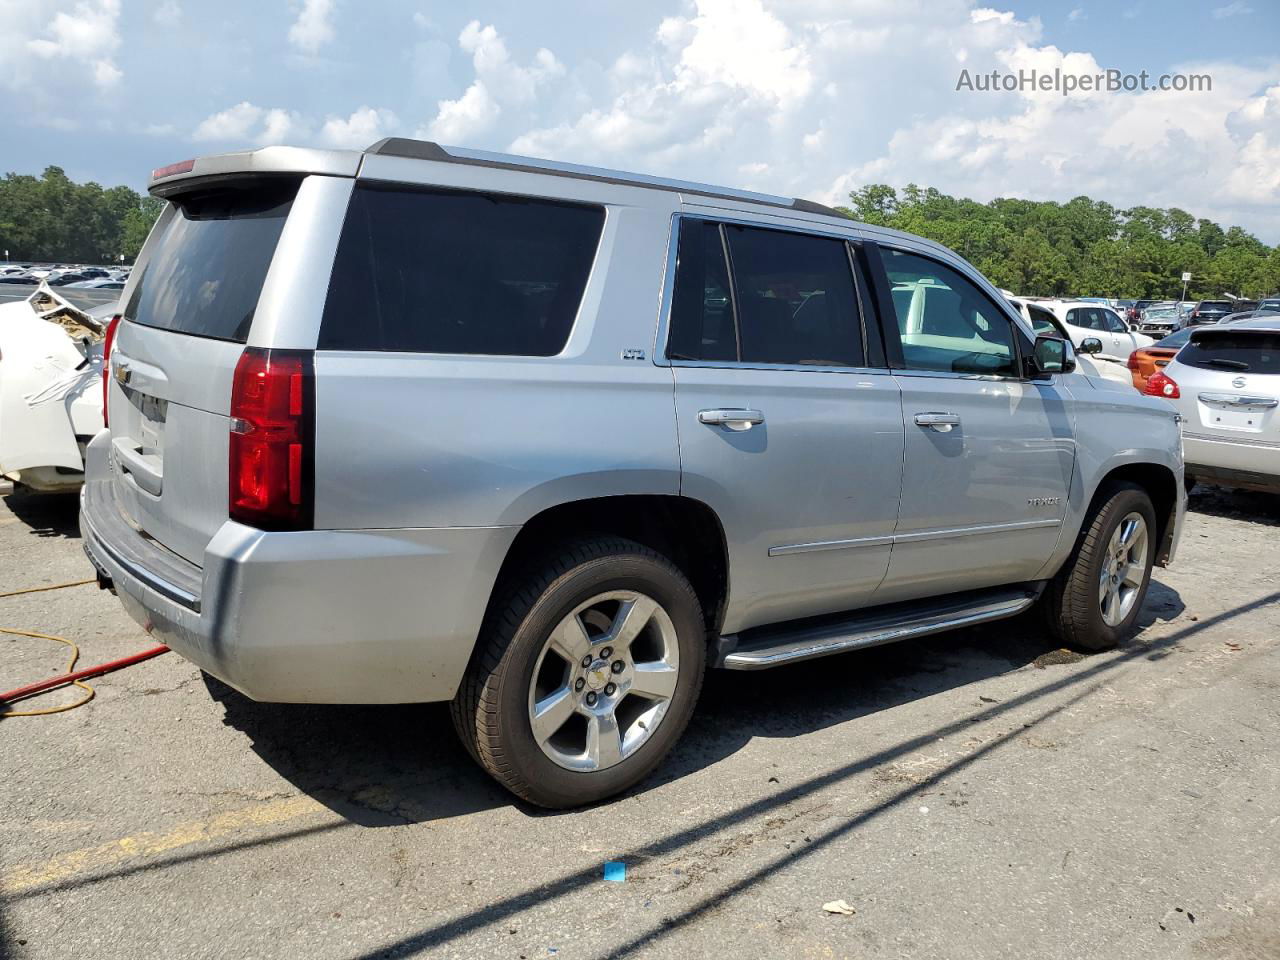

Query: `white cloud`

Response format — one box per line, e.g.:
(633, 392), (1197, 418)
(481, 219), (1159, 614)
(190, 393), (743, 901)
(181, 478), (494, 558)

(449, 0), (1278, 239)
(1067, 7), (1085, 21)
(970, 8), (1016, 25)
(192, 101), (308, 145)
(320, 106), (398, 147)
(420, 21), (564, 142)
(1213, 2), (1253, 18)
(288, 0), (335, 55)
(154, 0), (181, 26)
(21, 0), (122, 91)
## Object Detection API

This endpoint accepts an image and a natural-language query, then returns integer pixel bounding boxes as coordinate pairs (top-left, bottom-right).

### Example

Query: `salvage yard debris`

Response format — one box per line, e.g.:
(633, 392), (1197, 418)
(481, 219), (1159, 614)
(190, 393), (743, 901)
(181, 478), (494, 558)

(0, 282), (109, 492)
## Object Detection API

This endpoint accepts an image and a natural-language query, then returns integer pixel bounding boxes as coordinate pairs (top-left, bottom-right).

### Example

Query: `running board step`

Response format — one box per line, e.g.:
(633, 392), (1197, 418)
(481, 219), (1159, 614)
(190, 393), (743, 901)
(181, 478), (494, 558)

(716, 585), (1043, 671)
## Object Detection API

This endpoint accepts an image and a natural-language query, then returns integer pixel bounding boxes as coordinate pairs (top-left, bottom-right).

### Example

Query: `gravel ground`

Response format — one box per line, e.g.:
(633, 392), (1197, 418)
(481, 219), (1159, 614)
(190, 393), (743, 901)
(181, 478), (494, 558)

(1, 481), (1278, 960)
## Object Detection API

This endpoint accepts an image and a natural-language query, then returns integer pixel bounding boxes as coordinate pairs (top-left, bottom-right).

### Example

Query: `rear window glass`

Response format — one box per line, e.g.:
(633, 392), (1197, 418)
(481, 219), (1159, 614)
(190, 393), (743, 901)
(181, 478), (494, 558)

(1199, 301), (1232, 310)
(125, 181), (297, 343)
(1182, 332), (1280, 374)
(319, 184), (604, 355)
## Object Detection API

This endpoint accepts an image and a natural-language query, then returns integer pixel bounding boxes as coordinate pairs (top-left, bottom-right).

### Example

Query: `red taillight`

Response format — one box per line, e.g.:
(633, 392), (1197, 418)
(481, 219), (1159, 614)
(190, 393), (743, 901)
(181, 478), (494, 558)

(1126, 351), (1140, 371)
(101, 314), (121, 426)
(151, 159), (195, 180)
(1144, 370), (1180, 399)
(228, 348), (314, 530)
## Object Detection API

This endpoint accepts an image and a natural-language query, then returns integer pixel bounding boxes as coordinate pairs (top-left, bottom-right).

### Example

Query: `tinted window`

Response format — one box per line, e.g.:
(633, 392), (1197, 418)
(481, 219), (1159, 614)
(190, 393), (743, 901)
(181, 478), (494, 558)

(320, 185), (604, 355)
(667, 220), (736, 362)
(1155, 328), (1191, 349)
(1072, 308), (1092, 328)
(126, 182), (297, 343)
(883, 248), (1016, 375)
(723, 225), (862, 366)
(1199, 301), (1232, 310)
(1181, 332), (1280, 374)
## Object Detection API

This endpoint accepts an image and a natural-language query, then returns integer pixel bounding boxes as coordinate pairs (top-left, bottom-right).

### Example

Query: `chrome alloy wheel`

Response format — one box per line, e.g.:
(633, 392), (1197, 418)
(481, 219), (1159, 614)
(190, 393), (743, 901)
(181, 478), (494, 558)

(527, 590), (680, 772)
(1099, 511), (1148, 627)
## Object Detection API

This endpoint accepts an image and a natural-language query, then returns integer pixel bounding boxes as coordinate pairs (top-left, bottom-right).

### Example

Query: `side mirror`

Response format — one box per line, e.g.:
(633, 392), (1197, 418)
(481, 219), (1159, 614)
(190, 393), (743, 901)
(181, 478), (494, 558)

(1031, 336), (1071, 377)
(1078, 337), (1103, 355)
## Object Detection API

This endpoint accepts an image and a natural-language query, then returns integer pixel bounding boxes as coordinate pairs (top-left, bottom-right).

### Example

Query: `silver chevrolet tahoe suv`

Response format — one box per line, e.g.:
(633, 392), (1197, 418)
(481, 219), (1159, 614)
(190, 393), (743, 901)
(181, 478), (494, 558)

(81, 139), (1186, 808)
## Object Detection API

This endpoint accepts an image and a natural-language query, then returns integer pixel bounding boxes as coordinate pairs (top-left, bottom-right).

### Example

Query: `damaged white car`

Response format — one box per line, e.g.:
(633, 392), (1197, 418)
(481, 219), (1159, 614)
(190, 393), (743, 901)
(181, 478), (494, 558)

(0, 284), (111, 492)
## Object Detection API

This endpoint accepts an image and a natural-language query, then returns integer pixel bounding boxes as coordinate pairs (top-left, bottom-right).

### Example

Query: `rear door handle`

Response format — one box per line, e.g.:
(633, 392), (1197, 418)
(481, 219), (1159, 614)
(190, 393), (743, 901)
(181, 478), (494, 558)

(698, 408), (764, 431)
(914, 412), (961, 432)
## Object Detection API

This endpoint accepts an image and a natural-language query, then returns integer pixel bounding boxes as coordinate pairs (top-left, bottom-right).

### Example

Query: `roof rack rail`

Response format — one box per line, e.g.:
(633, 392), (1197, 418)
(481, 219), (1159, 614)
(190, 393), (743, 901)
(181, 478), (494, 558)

(364, 138), (848, 221)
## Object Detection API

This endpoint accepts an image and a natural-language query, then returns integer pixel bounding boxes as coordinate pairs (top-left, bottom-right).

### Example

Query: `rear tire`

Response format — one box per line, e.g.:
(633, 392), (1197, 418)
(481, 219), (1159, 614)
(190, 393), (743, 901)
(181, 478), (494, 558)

(1043, 483), (1157, 651)
(451, 537), (706, 808)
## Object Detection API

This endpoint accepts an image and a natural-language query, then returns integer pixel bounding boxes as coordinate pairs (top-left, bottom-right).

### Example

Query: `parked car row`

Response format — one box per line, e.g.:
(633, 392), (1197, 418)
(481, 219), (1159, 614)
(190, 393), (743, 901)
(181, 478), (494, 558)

(0, 263), (131, 287)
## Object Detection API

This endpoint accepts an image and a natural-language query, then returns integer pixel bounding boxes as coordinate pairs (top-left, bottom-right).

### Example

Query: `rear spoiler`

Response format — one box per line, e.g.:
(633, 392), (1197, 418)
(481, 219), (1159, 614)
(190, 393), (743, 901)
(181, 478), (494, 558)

(149, 146), (361, 198)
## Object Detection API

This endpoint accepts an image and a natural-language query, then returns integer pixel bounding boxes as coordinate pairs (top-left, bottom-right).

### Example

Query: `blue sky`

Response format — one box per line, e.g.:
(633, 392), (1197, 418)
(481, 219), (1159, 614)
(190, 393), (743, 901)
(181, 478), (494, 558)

(2, 0), (1279, 239)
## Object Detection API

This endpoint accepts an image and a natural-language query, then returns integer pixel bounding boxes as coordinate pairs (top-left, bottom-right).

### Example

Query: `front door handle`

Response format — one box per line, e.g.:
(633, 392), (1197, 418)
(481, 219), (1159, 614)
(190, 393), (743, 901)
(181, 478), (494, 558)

(914, 412), (961, 432)
(698, 408), (764, 431)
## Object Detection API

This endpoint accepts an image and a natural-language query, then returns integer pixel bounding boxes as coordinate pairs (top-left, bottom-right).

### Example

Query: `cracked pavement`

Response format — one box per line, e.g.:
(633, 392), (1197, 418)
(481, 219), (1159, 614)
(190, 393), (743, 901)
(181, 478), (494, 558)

(1, 481), (1279, 959)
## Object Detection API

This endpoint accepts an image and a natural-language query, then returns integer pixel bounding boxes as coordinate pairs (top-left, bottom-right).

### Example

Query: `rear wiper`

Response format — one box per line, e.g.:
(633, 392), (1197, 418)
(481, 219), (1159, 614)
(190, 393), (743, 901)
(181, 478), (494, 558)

(1204, 358), (1249, 370)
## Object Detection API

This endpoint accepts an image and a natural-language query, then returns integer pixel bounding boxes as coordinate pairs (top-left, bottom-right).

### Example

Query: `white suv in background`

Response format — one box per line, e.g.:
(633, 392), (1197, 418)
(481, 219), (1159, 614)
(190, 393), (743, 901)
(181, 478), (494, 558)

(1154, 318), (1280, 494)
(1044, 300), (1155, 362)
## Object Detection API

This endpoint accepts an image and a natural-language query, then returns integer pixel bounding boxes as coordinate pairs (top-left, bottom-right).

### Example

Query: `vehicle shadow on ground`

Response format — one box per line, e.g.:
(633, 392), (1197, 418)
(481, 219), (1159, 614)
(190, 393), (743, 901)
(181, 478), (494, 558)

(206, 579), (1184, 828)
(203, 677), (512, 826)
(1187, 483), (1280, 527)
(1, 488), (81, 538)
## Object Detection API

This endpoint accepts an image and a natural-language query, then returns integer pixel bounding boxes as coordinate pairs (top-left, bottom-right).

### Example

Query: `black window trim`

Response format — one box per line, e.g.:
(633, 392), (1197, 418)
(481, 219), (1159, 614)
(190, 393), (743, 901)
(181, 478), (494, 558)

(863, 240), (1033, 381)
(657, 213), (883, 373)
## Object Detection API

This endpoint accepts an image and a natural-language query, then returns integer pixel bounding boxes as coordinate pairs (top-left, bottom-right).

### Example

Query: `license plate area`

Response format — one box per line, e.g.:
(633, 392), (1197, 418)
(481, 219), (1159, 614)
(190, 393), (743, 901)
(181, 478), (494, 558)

(1198, 394), (1277, 434)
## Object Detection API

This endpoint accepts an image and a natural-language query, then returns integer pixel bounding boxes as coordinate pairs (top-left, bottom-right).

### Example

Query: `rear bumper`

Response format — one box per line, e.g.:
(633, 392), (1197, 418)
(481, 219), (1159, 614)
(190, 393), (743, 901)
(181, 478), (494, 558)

(80, 440), (518, 704)
(1184, 432), (1280, 492)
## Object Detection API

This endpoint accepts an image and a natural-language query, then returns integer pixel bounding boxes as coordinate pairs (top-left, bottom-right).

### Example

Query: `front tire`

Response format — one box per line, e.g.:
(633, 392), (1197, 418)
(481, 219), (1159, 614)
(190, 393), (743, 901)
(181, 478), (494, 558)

(451, 537), (706, 808)
(1043, 483), (1157, 651)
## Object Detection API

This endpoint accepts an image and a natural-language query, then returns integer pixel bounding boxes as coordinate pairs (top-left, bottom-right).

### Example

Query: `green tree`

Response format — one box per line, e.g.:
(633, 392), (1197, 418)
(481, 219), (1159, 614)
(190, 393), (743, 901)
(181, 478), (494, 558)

(0, 166), (162, 263)
(838, 182), (1279, 299)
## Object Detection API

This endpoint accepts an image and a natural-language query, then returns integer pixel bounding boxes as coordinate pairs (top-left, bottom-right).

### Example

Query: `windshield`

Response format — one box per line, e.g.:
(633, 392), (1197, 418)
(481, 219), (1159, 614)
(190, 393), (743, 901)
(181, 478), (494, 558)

(1155, 328), (1191, 348)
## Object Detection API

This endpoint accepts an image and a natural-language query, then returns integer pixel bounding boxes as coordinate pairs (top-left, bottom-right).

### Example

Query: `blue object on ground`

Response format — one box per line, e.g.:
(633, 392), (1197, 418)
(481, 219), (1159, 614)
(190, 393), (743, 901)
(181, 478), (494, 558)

(604, 861), (626, 882)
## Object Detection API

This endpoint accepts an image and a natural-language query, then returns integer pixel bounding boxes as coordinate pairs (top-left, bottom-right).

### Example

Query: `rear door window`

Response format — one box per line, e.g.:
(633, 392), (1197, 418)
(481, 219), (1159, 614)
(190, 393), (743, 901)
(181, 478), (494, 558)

(667, 220), (737, 362)
(125, 181), (298, 343)
(666, 220), (865, 367)
(319, 184), (604, 355)
(1180, 332), (1280, 374)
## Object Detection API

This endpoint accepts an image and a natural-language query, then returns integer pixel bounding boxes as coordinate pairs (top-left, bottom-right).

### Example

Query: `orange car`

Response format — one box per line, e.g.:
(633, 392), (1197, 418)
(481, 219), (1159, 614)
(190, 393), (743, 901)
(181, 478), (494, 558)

(1127, 328), (1190, 392)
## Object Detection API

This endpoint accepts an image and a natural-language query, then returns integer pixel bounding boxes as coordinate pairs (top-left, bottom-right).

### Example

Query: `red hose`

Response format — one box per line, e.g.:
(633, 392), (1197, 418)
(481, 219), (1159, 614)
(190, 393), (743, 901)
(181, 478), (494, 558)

(0, 645), (170, 705)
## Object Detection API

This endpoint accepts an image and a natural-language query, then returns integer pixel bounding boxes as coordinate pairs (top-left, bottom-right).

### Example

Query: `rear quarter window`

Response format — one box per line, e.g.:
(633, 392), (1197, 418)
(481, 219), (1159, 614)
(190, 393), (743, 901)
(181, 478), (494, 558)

(125, 181), (298, 343)
(319, 184), (604, 355)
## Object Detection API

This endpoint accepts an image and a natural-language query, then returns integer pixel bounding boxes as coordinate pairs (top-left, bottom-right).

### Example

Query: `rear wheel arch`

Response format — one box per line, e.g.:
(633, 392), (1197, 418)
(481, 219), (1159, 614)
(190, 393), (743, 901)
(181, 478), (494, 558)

(487, 494), (731, 641)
